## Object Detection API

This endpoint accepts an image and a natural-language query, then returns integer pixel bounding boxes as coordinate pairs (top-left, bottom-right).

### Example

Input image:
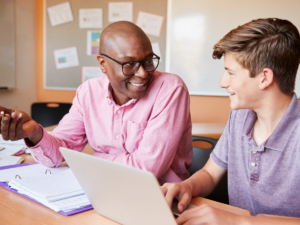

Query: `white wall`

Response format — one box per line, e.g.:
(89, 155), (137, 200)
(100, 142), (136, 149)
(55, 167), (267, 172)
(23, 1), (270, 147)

(0, 0), (37, 115)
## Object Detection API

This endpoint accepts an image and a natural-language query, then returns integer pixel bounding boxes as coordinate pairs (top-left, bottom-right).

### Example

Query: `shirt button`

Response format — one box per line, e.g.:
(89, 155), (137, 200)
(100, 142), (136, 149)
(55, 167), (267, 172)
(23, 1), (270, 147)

(253, 151), (257, 154)
(116, 135), (120, 139)
(123, 150), (126, 153)
(36, 151), (40, 153)
(46, 159), (49, 162)
(251, 162), (256, 167)
(117, 110), (121, 114)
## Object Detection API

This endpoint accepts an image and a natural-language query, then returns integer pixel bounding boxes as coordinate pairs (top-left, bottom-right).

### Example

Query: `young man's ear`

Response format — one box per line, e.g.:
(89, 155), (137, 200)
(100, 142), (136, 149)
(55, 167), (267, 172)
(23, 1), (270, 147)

(259, 68), (274, 90)
(97, 55), (107, 74)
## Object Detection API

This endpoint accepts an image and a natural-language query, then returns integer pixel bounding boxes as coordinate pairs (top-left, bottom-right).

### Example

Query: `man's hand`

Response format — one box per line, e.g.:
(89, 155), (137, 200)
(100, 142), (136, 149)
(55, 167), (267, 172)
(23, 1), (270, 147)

(161, 180), (194, 213)
(0, 106), (43, 145)
(176, 204), (243, 225)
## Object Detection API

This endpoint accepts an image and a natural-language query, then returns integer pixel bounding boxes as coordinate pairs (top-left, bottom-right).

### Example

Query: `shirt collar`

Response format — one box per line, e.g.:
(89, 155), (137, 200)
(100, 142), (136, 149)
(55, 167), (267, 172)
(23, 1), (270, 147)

(242, 93), (300, 151)
(105, 77), (138, 108)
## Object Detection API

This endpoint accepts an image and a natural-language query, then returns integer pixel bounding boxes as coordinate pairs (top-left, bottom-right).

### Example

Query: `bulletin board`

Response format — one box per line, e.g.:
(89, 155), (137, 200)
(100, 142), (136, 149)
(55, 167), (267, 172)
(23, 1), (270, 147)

(44, 0), (167, 90)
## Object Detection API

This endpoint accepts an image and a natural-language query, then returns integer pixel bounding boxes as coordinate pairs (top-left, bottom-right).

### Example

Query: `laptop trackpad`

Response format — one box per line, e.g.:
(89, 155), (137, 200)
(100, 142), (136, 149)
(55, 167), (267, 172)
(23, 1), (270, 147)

(171, 200), (197, 216)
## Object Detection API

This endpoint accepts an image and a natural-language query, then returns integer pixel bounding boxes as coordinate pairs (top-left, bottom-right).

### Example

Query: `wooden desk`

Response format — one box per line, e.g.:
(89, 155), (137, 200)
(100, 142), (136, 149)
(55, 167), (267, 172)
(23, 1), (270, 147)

(192, 123), (226, 139)
(0, 162), (250, 225)
(0, 125), (250, 224)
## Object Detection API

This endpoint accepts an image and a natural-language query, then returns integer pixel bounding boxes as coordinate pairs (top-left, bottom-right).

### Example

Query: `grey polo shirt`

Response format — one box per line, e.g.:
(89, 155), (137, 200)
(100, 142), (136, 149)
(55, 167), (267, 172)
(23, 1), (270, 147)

(211, 93), (300, 217)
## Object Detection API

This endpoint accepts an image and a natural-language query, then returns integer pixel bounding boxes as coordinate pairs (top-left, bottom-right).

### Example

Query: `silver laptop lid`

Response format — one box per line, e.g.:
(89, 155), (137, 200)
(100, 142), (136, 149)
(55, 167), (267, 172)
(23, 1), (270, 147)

(59, 147), (176, 225)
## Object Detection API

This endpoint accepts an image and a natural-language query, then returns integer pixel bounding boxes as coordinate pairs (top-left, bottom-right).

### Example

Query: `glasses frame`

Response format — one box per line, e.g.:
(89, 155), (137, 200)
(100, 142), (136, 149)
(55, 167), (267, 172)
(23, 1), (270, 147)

(101, 53), (160, 76)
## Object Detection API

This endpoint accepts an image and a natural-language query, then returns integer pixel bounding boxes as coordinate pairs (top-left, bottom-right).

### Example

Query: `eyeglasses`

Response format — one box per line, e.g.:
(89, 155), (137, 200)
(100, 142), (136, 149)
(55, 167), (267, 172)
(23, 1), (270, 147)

(101, 53), (160, 76)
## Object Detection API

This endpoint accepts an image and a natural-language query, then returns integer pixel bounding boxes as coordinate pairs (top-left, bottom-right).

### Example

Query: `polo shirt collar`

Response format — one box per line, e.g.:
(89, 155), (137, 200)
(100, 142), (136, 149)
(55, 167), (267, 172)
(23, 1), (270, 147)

(105, 77), (138, 107)
(242, 93), (300, 151)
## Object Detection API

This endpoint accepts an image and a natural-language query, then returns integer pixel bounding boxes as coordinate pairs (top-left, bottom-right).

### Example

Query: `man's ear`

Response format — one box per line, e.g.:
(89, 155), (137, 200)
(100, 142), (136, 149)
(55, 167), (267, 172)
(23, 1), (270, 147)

(259, 68), (274, 90)
(97, 55), (106, 74)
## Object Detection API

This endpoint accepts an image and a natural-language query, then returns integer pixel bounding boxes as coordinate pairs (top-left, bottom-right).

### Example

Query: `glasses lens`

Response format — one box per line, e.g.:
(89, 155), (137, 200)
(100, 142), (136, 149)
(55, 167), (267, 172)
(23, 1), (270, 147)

(143, 58), (159, 71)
(123, 62), (139, 75)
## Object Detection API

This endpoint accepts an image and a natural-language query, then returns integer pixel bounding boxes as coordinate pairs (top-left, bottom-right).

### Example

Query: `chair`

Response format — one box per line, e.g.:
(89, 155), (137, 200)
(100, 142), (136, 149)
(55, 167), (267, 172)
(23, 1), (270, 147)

(31, 103), (72, 127)
(189, 136), (229, 204)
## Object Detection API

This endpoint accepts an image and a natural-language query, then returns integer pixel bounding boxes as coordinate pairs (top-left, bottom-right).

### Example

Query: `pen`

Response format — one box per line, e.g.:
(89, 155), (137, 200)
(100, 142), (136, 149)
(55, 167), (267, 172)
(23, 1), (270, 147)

(0, 111), (4, 118)
(0, 147), (5, 151)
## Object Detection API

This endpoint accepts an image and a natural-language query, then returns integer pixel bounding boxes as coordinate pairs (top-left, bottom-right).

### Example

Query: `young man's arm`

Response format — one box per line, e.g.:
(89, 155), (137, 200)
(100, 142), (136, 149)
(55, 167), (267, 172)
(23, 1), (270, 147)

(161, 158), (227, 211)
(162, 159), (300, 225)
(176, 204), (300, 225)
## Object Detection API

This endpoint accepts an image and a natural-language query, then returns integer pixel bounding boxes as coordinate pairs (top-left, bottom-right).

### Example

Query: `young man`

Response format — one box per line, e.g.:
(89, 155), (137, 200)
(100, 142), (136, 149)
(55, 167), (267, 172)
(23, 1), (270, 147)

(0, 21), (192, 185)
(162, 18), (300, 224)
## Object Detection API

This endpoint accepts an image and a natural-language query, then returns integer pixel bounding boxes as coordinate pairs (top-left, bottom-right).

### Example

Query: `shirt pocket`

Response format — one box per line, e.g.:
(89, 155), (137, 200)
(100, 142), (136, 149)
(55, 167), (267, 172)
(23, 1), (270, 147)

(125, 120), (148, 153)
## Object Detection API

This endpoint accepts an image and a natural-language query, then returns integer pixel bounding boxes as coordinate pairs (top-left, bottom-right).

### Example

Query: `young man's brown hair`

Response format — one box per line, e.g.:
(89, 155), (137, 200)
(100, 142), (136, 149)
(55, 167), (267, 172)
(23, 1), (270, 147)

(213, 18), (300, 95)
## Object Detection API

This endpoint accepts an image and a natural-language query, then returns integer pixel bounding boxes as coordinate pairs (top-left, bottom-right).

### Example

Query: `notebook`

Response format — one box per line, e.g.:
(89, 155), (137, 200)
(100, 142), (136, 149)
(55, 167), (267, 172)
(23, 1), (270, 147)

(0, 163), (93, 215)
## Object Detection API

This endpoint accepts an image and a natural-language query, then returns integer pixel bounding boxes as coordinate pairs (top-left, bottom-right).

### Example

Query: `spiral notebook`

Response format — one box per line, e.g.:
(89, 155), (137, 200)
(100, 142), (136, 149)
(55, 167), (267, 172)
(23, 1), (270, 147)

(0, 163), (93, 216)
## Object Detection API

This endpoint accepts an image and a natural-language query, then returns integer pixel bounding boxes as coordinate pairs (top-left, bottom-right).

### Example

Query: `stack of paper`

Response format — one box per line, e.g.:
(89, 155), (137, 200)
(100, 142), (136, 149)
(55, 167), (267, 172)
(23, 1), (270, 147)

(0, 156), (24, 167)
(0, 143), (25, 166)
(5, 166), (91, 212)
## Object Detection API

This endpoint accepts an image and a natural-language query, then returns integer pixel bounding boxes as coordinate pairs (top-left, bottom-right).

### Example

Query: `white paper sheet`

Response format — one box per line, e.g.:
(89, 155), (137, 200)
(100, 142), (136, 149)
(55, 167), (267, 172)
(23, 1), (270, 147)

(81, 66), (105, 83)
(54, 47), (79, 69)
(0, 135), (26, 146)
(0, 146), (23, 157)
(79, 8), (103, 29)
(108, 2), (133, 22)
(136, 11), (164, 37)
(47, 2), (74, 27)
(86, 31), (102, 55)
(0, 164), (69, 182)
(10, 169), (83, 198)
(151, 42), (162, 62)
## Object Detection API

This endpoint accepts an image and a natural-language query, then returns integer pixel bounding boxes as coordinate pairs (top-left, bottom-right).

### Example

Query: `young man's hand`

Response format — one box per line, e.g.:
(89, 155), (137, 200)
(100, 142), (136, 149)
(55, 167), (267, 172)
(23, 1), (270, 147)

(176, 204), (243, 225)
(0, 106), (43, 145)
(161, 180), (194, 212)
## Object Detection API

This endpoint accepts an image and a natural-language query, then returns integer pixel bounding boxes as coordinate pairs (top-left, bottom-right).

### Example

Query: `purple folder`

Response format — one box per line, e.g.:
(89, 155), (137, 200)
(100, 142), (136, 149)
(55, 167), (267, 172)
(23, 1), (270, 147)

(0, 163), (93, 216)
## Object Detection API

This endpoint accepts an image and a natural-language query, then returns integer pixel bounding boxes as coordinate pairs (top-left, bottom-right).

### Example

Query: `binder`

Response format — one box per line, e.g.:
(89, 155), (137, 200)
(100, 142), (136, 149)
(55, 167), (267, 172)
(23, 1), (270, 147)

(0, 163), (93, 216)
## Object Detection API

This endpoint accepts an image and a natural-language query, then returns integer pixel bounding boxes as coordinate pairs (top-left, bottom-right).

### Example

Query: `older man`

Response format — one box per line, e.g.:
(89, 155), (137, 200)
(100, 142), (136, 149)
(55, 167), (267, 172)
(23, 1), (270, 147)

(0, 21), (192, 184)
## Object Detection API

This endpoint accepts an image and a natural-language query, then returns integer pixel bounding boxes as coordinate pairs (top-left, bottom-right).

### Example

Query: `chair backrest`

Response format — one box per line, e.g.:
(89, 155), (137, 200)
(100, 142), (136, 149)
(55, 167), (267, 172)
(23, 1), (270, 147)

(31, 103), (72, 127)
(189, 136), (229, 204)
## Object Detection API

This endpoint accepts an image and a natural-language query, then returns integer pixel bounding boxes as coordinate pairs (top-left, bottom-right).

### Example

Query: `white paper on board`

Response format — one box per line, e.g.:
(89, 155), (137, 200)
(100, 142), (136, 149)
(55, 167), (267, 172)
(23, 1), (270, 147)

(54, 47), (79, 70)
(86, 31), (102, 55)
(81, 67), (105, 83)
(151, 42), (162, 62)
(79, 8), (103, 29)
(47, 2), (74, 27)
(136, 11), (164, 37)
(108, 2), (133, 22)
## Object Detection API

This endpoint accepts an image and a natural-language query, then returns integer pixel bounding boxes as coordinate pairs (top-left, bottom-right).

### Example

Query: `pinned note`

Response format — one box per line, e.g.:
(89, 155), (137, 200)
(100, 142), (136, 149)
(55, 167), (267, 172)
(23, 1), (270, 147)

(87, 31), (102, 55)
(137, 12), (164, 37)
(108, 2), (133, 22)
(54, 47), (79, 69)
(79, 8), (103, 29)
(47, 2), (74, 27)
(151, 42), (162, 62)
(81, 67), (105, 83)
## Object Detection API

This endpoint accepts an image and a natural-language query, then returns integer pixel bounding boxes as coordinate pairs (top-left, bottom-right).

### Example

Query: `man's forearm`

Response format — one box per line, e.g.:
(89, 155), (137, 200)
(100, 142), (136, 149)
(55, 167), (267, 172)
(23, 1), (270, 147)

(185, 168), (218, 197)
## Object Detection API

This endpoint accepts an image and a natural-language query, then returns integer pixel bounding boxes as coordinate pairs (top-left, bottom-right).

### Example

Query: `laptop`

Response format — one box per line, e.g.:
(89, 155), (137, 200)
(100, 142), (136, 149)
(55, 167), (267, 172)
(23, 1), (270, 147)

(59, 147), (177, 225)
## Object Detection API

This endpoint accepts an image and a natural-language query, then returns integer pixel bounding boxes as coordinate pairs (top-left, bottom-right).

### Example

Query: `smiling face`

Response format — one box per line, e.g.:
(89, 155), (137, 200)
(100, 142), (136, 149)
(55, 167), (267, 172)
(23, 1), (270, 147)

(97, 22), (155, 106)
(219, 52), (262, 110)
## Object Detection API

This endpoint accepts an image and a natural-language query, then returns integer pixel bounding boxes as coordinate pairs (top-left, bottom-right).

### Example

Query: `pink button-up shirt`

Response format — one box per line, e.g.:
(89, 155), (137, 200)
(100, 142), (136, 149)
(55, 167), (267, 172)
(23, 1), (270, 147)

(28, 71), (193, 184)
